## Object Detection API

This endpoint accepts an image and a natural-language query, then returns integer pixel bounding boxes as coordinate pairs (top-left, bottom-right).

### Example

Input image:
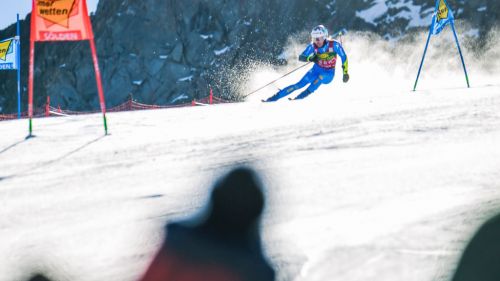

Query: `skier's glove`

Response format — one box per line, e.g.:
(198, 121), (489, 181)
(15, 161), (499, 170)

(343, 73), (350, 83)
(342, 64), (349, 82)
(307, 54), (318, 63)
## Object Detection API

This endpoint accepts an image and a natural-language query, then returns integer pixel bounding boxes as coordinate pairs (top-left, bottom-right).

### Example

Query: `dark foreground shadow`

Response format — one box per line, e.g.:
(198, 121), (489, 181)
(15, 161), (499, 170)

(451, 213), (500, 281)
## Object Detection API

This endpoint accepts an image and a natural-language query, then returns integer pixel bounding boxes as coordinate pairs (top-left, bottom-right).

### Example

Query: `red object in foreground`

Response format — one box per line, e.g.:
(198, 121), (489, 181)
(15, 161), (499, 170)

(140, 250), (241, 281)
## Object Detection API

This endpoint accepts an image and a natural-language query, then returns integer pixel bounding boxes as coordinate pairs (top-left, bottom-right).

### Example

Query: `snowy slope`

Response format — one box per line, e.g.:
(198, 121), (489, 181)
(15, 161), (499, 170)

(1, 32), (500, 281)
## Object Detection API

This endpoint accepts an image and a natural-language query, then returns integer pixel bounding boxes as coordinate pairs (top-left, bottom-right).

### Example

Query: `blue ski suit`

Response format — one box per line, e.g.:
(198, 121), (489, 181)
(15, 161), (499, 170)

(267, 39), (348, 101)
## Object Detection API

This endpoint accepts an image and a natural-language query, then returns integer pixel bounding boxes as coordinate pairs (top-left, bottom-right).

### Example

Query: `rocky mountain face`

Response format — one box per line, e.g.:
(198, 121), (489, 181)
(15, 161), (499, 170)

(0, 0), (498, 113)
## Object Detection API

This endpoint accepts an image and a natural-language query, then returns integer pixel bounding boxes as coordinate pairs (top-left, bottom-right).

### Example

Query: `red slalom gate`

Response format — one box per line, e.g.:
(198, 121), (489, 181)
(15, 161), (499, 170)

(28, 0), (108, 136)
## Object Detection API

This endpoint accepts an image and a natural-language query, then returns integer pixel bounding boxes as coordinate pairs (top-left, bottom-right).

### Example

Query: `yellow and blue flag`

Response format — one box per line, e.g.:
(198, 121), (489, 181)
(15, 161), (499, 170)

(0, 37), (19, 70)
(431, 0), (454, 35)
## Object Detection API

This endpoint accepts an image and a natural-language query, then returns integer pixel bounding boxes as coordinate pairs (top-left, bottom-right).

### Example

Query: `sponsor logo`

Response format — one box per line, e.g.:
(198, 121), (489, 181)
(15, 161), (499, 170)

(437, 0), (449, 21)
(36, 0), (78, 28)
(317, 53), (336, 60)
(0, 39), (13, 61)
(40, 31), (82, 41)
(0, 63), (14, 70)
(317, 52), (337, 69)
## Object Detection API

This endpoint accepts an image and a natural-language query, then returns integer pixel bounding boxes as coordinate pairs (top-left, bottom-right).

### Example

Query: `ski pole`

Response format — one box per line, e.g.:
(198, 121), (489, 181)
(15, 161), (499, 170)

(243, 62), (311, 98)
(331, 28), (347, 40)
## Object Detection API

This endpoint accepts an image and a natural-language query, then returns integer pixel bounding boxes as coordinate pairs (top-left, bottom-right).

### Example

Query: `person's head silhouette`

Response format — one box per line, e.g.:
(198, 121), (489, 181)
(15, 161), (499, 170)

(26, 274), (52, 281)
(203, 167), (265, 234)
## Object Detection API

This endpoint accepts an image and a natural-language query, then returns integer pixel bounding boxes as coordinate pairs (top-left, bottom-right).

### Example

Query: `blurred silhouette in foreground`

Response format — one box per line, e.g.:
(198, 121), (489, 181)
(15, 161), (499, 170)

(451, 213), (500, 281)
(139, 166), (275, 281)
(26, 274), (52, 281)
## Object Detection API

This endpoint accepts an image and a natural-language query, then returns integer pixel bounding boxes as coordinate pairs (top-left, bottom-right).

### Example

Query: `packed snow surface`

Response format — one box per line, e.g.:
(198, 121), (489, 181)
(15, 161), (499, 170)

(1, 31), (500, 281)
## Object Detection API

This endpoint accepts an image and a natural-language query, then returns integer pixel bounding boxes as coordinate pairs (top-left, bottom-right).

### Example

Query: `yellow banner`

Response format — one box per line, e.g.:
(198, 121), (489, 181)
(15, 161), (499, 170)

(0, 40), (12, 61)
(437, 0), (449, 21)
(0, 38), (18, 70)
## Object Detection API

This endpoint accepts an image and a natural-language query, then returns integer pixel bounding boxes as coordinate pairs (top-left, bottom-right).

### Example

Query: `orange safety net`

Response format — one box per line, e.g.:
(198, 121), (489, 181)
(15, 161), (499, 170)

(0, 95), (233, 122)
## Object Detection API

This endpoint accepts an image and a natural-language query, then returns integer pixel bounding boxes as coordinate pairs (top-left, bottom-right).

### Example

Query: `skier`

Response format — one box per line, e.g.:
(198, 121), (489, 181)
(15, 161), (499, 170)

(264, 25), (349, 102)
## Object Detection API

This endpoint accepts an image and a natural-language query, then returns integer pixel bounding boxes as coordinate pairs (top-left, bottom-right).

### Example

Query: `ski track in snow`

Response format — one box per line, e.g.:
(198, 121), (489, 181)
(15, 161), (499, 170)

(2, 29), (500, 280)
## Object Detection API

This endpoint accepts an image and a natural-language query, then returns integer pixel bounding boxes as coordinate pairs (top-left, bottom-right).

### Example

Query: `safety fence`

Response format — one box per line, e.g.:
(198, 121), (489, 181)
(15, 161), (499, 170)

(0, 91), (233, 121)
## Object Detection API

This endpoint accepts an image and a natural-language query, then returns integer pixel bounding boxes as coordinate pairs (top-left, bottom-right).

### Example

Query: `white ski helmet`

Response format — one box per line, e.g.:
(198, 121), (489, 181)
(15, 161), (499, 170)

(311, 25), (328, 40)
